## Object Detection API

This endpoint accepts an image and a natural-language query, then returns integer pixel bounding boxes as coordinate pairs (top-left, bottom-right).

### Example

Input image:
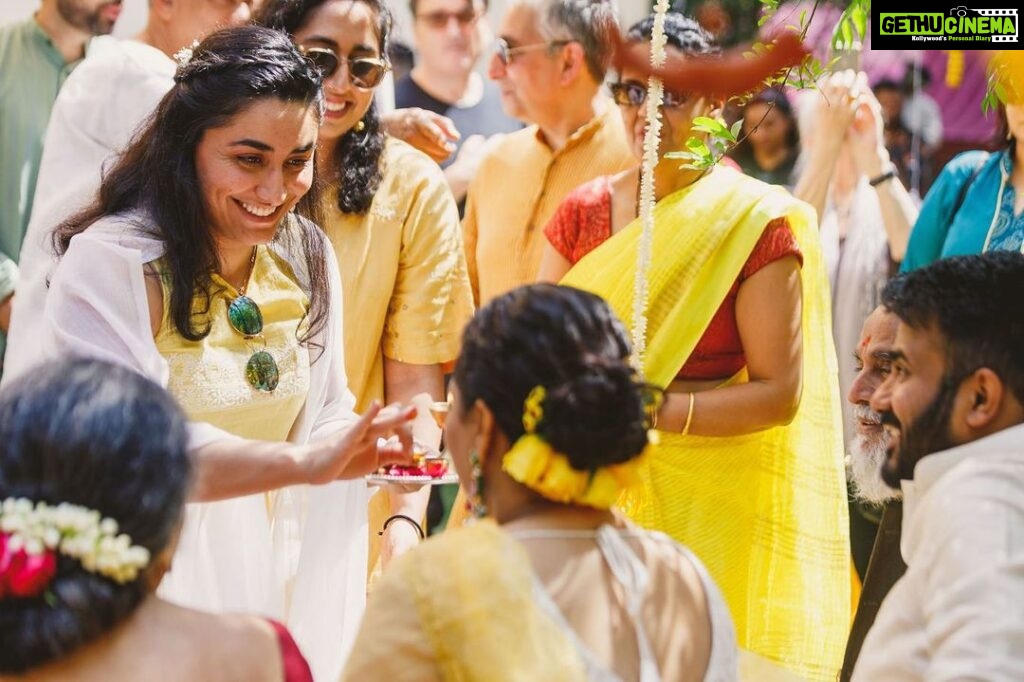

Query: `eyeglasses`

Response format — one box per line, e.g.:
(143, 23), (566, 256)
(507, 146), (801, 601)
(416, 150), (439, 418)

(227, 294), (280, 392)
(299, 45), (389, 90)
(415, 7), (481, 29)
(608, 80), (689, 109)
(493, 38), (571, 66)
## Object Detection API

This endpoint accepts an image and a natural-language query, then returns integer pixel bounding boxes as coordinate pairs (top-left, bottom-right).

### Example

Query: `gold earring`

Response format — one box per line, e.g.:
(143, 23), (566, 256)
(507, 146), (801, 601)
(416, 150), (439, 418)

(354, 119), (366, 133)
(468, 449), (487, 519)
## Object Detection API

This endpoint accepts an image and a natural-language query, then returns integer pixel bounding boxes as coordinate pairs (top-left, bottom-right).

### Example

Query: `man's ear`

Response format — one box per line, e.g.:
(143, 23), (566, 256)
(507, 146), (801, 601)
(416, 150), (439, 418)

(150, 0), (174, 22)
(558, 41), (587, 85)
(961, 368), (1005, 431)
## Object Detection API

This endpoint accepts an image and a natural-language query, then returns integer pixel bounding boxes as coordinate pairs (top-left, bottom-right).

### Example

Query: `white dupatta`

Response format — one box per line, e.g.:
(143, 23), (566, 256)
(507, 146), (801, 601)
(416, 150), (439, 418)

(9, 210), (368, 681)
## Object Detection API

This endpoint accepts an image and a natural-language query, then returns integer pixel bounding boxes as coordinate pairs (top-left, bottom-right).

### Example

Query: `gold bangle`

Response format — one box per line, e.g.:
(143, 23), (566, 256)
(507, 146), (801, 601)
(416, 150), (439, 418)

(681, 392), (695, 435)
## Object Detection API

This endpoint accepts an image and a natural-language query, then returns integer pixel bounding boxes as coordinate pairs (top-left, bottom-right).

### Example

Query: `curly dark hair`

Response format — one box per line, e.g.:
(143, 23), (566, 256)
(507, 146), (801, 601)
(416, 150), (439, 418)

(626, 9), (721, 56)
(54, 25), (330, 349)
(0, 359), (191, 673)
(455, 284), (653, 472)
(257, 0), (392, 215)
(882, 252), (1024, 404)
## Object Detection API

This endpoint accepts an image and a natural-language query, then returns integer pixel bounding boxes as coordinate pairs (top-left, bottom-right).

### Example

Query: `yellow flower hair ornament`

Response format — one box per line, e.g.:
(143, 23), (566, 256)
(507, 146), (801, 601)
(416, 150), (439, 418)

(501, 385), (655, 510)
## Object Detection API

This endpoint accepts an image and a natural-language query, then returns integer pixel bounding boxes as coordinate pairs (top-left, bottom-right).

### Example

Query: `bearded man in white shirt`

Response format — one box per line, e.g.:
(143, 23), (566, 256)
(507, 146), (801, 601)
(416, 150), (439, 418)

(853, 251), (1024, 681)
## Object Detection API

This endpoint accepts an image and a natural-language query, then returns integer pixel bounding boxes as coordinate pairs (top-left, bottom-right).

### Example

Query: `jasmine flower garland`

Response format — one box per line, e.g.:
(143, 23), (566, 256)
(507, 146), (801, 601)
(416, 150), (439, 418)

(632, 0), (670, 371)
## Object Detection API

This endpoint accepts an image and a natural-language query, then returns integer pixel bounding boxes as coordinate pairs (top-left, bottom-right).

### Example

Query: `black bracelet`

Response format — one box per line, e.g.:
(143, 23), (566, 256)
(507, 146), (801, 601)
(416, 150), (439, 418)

(379, 514), (425, 540)
(869, 167), (897, 187)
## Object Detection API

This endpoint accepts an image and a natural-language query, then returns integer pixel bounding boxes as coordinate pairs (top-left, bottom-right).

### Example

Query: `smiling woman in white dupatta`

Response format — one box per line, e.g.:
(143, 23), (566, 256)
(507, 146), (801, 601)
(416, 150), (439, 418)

(2, 25), (415, 682)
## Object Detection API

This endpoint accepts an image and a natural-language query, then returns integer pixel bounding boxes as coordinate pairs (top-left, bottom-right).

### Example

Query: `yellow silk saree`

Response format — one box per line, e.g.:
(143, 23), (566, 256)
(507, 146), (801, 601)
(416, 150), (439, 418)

(562, 166), (849, 681)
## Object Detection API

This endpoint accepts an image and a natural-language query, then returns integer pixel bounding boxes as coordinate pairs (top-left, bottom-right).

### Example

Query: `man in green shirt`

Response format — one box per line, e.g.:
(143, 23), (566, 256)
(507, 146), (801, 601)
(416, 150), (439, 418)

(0, 0), (120, 359)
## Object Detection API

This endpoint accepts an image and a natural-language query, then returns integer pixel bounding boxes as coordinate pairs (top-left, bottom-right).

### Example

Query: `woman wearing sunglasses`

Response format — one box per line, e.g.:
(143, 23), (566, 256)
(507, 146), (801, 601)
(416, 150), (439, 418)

(538, 12), (849, 681)
(257, 0), (474, 575)
(30, 25), (415, 682)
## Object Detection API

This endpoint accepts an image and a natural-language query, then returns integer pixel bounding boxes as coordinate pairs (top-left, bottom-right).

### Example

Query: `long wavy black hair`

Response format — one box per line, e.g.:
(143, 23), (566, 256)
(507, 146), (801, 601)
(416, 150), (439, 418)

(258, 0), (392, 215)
(54, 25), (330, 347)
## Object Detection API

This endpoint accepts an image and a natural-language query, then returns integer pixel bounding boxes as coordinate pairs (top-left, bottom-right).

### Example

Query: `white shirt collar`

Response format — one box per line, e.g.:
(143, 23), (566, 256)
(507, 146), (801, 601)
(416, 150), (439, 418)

(900, 422), (1024, 559)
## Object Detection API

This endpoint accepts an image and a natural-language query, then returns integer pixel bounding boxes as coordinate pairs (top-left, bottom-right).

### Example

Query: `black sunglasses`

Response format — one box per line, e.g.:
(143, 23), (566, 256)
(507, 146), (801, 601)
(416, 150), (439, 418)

(609, 80), (689, 108)
(300, 45), (389, 90)
(227, 294), (279, 392)
(493, 38), (571, 66)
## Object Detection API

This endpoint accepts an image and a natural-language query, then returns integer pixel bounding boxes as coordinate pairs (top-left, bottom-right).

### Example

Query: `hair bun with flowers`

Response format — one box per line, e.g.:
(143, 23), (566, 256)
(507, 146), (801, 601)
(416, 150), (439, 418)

(501, 386), (656, 510)
(0, 498), (151, 600)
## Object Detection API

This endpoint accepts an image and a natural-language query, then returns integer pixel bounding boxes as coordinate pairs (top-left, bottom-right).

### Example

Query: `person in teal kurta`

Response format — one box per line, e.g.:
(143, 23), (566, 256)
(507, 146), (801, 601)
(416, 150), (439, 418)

(0, 0), (119, 363)
(901, 103), (1024, 272)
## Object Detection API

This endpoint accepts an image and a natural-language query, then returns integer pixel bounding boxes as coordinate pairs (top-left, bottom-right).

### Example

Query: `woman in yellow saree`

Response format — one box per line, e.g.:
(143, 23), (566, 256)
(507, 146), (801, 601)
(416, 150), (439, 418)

(541, 12), (850, 682)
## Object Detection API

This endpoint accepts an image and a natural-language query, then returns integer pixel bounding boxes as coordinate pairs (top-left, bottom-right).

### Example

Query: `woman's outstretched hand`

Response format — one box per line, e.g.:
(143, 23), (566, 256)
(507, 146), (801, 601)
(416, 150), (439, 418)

(304, 401), (417, 484)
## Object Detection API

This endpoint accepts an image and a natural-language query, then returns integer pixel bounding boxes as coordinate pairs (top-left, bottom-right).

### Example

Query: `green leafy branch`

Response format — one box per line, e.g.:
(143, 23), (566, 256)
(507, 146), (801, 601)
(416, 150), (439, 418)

(671, 0), (871, 171)
(666, 117), (742, 171)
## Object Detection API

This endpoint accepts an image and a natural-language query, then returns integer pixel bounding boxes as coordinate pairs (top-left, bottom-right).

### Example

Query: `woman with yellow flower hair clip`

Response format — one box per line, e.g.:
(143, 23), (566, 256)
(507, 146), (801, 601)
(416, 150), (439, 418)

(342, 284), (738, 682)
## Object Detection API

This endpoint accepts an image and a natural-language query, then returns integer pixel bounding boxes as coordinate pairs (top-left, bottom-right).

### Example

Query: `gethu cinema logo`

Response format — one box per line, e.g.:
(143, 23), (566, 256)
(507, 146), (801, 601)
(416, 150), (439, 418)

(880, 9), (1016, 37)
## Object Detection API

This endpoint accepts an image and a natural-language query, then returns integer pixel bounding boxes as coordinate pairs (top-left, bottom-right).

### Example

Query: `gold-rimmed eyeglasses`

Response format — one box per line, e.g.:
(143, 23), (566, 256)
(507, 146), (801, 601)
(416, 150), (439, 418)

(494, 38), (571, 66)
(299, 45), (390, 90)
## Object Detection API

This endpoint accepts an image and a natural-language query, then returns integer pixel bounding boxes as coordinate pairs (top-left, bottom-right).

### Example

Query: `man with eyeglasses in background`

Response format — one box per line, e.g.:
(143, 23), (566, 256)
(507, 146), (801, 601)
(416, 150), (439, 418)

(460, 0), (633, 307)
(395, 0), (521, 210)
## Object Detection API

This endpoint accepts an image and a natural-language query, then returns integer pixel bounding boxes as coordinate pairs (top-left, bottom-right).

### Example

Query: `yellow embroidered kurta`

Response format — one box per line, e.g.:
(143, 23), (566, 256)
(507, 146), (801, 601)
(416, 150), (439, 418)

(322, 138), (474, 575)
(153, 245), (310, 439)
(462, 102), (634, 306)
(562, 167), (850, 681)
(323, 138), (473, 412)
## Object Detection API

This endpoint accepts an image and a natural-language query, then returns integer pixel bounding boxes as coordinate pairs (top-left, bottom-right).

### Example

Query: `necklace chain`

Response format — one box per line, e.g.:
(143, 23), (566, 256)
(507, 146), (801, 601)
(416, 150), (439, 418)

(237, 246), (258, 297)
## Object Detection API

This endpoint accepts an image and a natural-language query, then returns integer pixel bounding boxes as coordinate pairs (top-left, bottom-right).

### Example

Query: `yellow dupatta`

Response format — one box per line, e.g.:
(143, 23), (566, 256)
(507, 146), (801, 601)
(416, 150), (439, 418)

(562, 166), (849, 681)
(343, 520), (589, 681)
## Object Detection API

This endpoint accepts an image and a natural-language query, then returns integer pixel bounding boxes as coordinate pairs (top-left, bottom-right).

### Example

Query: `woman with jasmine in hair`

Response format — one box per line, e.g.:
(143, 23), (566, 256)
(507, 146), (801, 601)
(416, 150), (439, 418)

(258, 0), (474, 573)
(0, 358), (313, 681)
(541, 11), (849, 681)
(8, 26), (416, 681)
(342, 284), (738, 682)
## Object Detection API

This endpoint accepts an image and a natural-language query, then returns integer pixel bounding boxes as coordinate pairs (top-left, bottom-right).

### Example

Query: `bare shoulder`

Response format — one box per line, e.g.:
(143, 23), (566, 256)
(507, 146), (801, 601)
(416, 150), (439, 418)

(162, 604), (284, 682)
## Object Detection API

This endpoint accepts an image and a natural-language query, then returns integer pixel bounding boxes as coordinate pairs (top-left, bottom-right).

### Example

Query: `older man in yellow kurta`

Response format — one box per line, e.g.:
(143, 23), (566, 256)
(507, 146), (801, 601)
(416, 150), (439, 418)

(462, 0), (634, 307)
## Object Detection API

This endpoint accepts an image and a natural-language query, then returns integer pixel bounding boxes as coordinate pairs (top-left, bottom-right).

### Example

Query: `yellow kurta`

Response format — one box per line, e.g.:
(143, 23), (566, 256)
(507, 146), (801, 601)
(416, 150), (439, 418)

(153, 245), (310, 439)
(462, 102), (634, 306)
(323, 138), (473, 412)
(562, 167), (850, 681)
(322, 138), (474, 574)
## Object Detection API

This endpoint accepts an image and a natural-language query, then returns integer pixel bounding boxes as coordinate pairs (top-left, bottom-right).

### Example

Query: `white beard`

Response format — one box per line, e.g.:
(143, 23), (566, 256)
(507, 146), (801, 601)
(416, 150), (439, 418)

(848, 406), (902, 505)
